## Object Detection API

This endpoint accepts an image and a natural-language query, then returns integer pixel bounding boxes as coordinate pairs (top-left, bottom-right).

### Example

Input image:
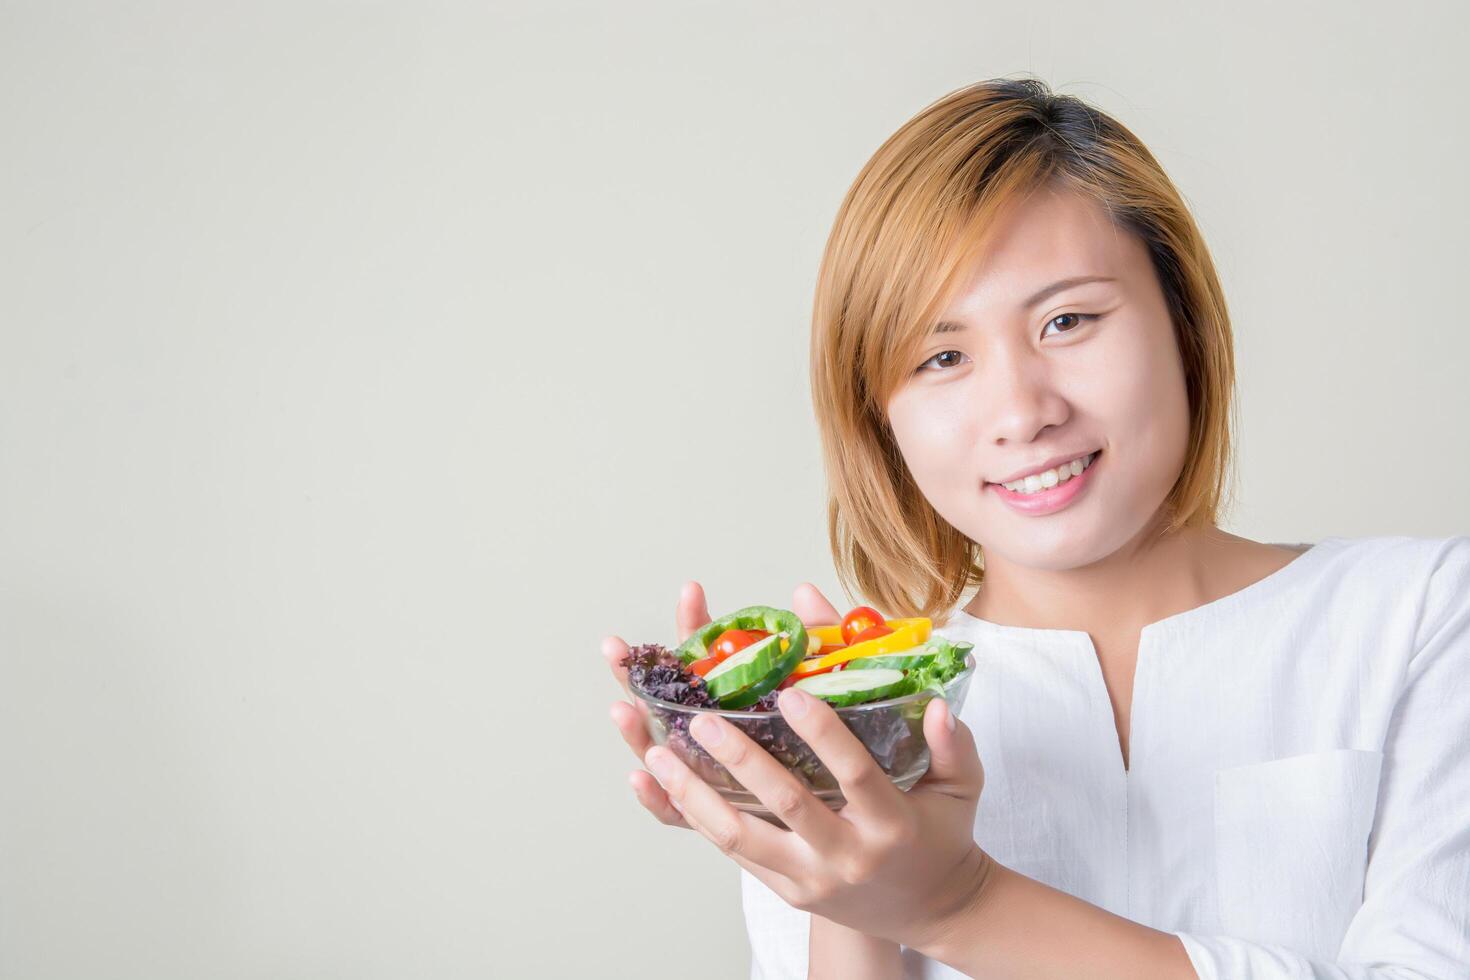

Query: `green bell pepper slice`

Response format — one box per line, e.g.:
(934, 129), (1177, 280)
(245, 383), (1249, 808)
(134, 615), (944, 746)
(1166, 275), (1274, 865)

(674, 604), (810, 666)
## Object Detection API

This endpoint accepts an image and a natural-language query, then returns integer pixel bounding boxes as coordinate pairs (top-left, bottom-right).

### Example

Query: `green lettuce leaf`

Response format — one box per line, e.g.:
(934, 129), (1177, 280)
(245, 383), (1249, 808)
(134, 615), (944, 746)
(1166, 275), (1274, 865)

(896, 639), (972, 698)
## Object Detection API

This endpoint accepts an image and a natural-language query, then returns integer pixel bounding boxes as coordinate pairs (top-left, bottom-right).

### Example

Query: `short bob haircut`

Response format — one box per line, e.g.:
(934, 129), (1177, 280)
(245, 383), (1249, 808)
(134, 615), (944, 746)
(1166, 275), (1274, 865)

(811, 76), (1238, 624)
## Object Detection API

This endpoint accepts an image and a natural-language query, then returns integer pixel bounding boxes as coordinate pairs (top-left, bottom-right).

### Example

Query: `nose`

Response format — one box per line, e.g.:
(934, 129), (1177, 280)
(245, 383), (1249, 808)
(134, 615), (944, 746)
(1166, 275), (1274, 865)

(984, 347), (1070, 446)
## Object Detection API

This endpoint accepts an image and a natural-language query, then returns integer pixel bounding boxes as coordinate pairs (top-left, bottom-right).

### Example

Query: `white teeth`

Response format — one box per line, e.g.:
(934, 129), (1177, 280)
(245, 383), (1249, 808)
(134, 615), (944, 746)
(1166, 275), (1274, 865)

(1001, 452), (1097, 494)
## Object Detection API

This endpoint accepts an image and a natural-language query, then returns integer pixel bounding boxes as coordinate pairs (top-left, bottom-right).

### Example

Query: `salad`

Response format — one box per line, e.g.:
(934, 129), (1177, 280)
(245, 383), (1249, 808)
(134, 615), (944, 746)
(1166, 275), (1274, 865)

(623, 603), (973, 712)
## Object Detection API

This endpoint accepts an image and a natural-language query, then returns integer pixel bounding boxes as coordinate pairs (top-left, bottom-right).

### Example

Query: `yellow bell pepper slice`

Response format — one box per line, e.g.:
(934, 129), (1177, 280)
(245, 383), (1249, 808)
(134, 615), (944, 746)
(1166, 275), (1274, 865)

(779, 632), (822, 655)
(883, 617), (931, 634)
(793, 618), (932, 675)
(809, 624), (846, 649)
(807, 618), (927, 650)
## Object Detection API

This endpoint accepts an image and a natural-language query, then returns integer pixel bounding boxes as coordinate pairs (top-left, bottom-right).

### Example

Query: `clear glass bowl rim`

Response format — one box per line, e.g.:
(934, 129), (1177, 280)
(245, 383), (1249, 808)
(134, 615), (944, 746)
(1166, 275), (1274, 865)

(627, 653), (976, 718)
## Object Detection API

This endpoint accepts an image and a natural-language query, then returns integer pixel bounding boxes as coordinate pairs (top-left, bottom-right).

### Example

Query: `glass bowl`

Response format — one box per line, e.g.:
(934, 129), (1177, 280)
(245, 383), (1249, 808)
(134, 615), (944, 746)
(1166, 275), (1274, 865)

(629, 654), (976, 828)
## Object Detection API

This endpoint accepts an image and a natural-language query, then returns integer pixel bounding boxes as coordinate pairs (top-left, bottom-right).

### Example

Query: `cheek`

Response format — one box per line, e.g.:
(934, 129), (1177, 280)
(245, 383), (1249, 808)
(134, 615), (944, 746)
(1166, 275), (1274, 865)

(886, 389), (976, 489)
(1076, 325), (1191, 484)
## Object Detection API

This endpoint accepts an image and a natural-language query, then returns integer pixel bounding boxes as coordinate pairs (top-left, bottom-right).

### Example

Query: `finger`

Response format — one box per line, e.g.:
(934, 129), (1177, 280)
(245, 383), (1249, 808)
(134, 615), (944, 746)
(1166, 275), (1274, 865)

(609, 700), (655, 760)
(676, 580), (712, 644)
(687, 712), (854, 855)
(643, 744), (804, 874)
(791, 582), (843, 629)
(776, 688), (907, 825)
(602, 635), (633, 696)
(913, 697), (985, 802)
(628, 769), (692, 829)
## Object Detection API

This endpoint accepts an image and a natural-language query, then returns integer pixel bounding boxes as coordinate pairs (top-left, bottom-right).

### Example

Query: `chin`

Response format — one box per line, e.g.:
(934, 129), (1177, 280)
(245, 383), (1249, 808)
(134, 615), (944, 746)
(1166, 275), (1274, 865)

(974, 527), (1112, 573)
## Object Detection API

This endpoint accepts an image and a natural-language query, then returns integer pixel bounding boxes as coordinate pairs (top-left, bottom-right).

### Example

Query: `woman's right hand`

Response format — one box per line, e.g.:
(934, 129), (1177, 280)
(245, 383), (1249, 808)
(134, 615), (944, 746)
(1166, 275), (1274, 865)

(606, 583), (904, 976)
(603, 580), (844, 830)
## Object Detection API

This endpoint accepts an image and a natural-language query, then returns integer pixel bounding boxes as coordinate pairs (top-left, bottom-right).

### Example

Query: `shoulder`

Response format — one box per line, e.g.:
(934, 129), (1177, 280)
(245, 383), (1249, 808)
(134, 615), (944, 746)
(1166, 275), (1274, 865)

(1306, 534), (1470, 653)
(1299, 533), (1469, 590)
(1404, 535), (1470, 654)
(1307, 532), (1468, 568)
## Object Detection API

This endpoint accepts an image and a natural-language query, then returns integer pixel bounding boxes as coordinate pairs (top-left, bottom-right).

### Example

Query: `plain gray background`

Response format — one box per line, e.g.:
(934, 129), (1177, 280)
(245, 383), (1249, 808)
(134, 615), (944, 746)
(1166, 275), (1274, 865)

(2, 1), (1467, 977)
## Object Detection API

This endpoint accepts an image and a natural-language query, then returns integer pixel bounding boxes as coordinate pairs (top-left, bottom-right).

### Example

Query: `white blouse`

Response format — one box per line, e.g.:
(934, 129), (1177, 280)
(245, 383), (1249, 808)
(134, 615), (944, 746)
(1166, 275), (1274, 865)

(741, 535), (1470, 978)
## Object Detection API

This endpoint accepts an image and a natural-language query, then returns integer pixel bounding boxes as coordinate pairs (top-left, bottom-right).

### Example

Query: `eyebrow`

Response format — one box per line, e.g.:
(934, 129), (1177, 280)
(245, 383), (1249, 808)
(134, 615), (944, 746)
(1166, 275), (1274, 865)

(930, 275), (1118, 334)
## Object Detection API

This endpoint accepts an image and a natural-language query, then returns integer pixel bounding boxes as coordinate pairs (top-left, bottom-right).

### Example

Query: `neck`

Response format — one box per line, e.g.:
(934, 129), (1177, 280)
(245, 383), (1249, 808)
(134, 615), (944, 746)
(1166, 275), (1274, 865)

(963, 517), (1241, 634)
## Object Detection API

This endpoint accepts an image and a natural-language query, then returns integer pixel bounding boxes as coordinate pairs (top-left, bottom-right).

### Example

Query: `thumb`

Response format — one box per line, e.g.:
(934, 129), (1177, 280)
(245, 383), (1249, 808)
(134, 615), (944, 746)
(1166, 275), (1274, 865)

(791, 581), (843, 628)
(916, 697), (984, 800)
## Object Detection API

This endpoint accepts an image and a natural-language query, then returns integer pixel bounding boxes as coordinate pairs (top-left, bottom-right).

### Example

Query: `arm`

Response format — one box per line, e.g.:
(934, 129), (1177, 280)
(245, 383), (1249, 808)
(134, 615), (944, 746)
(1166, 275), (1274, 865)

(809, 914), (902, 980)
(915, 858), (1196, 979)
(918, 536), (1470, 980)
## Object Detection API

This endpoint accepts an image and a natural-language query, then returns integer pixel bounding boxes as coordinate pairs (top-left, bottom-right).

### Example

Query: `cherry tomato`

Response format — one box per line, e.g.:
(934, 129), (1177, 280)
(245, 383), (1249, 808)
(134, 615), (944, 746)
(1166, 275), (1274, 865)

(688, 655), (722, 677)
(849, 624), (894, 645)
(779, 655), (843, 689)
(779, 662), (839, 688)
(841, 606), (886, 645)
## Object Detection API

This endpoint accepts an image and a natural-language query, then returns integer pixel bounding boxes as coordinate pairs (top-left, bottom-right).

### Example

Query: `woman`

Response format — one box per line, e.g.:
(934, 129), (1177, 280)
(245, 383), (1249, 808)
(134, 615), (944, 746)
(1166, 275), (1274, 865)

(603, 77), (1469, 978)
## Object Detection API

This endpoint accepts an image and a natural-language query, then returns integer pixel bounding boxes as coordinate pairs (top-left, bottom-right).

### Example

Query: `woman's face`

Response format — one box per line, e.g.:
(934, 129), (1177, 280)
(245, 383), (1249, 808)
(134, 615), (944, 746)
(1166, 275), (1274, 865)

(884, 185), (1191, 572)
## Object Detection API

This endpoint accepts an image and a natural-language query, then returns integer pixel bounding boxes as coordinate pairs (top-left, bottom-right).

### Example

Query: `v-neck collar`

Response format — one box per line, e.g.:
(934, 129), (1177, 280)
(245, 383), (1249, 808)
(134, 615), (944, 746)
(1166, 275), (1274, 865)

(947, 536), (1343, 643)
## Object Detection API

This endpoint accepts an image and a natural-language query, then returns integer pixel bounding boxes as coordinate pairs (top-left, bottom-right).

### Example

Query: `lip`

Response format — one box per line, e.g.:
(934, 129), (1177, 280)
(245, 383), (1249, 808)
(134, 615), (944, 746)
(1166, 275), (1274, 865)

(987, 449), (1102, 516)
(988, 449), (1101, 487)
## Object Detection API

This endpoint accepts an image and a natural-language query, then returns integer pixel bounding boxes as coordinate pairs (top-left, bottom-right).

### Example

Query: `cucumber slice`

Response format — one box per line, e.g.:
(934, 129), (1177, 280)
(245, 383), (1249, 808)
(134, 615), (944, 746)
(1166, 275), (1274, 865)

(793, 667), (909, 707)
(704, 634), (780, 693)
(844, 637), (972, 672)
(705, 633), (804, 707)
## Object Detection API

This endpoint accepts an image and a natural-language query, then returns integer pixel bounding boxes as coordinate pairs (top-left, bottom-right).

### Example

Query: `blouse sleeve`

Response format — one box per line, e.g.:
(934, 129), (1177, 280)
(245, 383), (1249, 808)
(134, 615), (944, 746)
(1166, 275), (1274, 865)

(740, 866), (811, 980)
(1174, 535), (1470, 978)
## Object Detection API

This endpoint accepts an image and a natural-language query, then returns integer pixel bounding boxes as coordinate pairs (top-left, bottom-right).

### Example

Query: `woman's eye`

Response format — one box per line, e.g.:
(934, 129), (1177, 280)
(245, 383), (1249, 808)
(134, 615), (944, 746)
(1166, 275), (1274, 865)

(1041, 312), (1099, 338)
(916, 349), (967, 373)
(915, 315), (1100, 373)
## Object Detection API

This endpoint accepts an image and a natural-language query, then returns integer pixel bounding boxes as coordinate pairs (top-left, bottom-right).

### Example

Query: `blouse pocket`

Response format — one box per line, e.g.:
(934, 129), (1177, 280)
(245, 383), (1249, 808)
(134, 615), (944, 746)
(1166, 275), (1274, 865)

(1213, 747), (1384, 960)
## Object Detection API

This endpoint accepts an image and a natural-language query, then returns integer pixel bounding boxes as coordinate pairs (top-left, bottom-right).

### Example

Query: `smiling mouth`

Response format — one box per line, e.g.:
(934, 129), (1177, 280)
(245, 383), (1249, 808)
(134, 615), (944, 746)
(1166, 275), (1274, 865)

(987, 449), (1102, 492)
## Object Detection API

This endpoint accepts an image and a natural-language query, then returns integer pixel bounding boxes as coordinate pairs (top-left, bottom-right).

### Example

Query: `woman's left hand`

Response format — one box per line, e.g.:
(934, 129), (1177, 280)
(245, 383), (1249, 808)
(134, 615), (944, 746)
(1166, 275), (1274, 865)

(640, 683), (993, 952)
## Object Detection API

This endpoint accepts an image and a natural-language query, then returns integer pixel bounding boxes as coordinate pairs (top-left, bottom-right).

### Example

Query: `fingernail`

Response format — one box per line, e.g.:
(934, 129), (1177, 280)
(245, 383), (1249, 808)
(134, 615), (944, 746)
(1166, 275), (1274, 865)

(944, 700), (956, 731)
(779, 688), (809, 719)
(646, 747), (677, 782)
(692, 715), (723, 746)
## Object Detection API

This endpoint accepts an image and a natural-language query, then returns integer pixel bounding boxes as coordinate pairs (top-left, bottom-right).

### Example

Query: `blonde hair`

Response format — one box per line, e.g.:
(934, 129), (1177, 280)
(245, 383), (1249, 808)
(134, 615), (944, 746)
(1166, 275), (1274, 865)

(810, 76), (1238, 624)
